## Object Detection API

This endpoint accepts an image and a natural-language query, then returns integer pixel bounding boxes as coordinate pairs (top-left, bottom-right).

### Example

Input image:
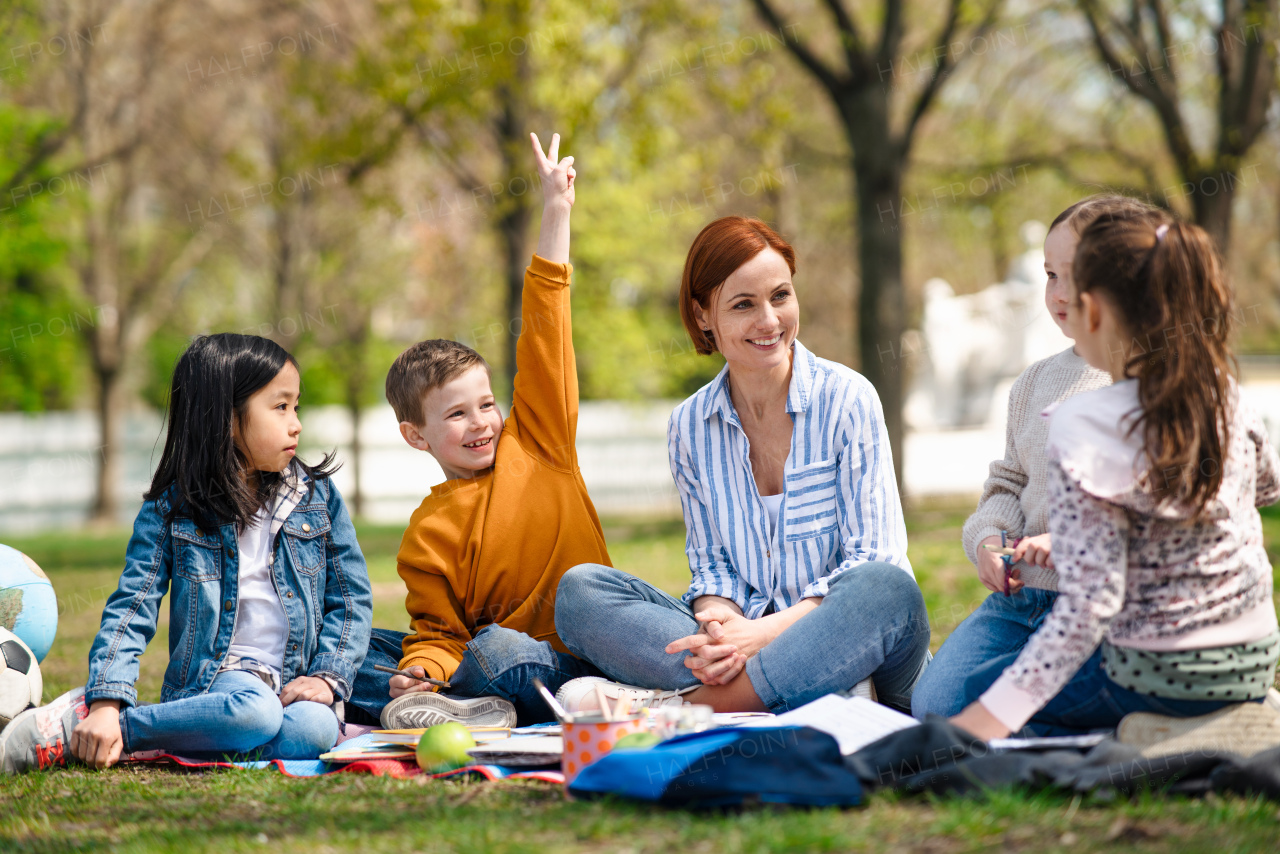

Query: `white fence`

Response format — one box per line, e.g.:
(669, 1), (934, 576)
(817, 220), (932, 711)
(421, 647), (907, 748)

(4, 376), (1280, 535)
(0, 402), (685, 535)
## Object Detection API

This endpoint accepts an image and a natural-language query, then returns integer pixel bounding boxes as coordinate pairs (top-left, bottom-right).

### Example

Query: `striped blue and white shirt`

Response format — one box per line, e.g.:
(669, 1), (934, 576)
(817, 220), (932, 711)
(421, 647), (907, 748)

(667, 340), (913, 618)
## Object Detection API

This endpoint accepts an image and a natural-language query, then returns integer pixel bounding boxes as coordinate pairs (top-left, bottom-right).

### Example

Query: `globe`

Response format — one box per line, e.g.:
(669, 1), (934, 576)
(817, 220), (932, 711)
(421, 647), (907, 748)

(0, 544), (58, 663)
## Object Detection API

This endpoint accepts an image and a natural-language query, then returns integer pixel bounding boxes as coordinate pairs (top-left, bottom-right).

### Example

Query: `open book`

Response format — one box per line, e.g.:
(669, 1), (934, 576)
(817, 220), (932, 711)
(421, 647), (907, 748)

(737, 694), (919, 755)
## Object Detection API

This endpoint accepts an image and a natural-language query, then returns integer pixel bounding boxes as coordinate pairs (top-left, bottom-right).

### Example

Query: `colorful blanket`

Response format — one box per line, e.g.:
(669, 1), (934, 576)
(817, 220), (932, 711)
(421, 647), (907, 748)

(121, 726), (564, 783)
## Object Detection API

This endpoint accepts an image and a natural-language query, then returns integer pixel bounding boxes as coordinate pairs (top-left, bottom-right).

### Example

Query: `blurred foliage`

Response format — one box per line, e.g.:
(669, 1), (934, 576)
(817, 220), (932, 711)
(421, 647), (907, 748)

(0, 0), (1279, 419)
(0, 99), (81, 410)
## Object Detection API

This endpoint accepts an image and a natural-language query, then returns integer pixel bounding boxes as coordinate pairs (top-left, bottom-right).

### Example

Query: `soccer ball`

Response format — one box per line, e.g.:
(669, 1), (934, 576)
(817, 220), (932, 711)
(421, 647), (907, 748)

(0, 626), (42, 727)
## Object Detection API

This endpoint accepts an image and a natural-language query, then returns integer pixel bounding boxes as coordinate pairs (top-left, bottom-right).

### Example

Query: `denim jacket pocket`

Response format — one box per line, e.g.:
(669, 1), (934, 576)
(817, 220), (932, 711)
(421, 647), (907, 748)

(172, 520), (223, 582)
(784, 459), (839, 542)
(283, 509), (332, 575)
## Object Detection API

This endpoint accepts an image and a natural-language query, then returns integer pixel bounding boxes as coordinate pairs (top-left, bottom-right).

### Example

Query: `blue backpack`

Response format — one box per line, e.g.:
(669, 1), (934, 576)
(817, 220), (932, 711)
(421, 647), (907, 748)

(567, 726), (863, 807)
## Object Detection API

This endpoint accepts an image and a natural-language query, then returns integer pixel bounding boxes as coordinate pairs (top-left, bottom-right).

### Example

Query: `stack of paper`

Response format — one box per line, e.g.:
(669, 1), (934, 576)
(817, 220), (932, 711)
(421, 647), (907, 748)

(465, 735), (565, 767)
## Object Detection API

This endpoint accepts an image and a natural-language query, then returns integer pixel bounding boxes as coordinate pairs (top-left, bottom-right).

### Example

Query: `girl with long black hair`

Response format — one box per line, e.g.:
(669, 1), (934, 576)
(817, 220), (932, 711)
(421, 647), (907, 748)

(1, 334), (372, 771)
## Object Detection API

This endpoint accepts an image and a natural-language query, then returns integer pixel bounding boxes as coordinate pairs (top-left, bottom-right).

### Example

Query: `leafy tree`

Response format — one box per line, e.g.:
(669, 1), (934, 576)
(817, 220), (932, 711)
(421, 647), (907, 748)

(743, 0), (1003, 486)
(1075, 0), (1277, 254)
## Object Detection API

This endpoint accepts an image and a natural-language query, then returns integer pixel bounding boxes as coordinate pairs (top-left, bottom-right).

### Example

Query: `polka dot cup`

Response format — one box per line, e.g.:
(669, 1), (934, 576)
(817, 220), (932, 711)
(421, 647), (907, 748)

(561, 715), (648, 787)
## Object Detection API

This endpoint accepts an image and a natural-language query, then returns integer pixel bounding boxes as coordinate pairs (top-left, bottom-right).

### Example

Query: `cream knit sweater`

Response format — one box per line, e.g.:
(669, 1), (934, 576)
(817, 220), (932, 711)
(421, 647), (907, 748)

(960, 346), (1112, 591)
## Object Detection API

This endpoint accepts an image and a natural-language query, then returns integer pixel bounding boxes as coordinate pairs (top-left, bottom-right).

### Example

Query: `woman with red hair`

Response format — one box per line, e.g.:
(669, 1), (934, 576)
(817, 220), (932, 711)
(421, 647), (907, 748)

(554, 217), (930, 714)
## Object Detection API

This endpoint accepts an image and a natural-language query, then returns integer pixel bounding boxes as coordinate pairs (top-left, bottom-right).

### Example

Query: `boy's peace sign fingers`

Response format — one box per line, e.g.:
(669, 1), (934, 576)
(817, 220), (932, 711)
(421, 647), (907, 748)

(530, 132), (549, 174)
(531, 131), (575, 209)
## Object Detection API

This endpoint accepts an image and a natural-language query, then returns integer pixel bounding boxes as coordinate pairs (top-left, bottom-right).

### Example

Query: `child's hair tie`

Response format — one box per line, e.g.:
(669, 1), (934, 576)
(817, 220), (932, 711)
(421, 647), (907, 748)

(1155, 223), (1169, 241)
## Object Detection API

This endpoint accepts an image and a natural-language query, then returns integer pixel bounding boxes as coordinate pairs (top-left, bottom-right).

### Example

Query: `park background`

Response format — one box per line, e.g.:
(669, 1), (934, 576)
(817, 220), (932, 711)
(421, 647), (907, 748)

(4, 1), (1280, 852)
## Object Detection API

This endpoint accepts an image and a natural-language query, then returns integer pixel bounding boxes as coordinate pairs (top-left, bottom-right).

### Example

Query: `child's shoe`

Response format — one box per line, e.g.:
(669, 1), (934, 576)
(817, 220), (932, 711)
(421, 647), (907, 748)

(0, 687), (87, 773)
(555, 676), (689, 715)
(837, 678), (877, 703)
(379, 693), (516, 729)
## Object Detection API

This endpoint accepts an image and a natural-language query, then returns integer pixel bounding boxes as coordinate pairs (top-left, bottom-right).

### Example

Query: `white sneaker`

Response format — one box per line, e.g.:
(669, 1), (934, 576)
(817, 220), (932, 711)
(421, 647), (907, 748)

(1265, 687), (1280, 714)
(379, 693), (516, 730)
(556, 676), (687, 715)
(0, 687), (86, 774)
(840, 678), (877, 703)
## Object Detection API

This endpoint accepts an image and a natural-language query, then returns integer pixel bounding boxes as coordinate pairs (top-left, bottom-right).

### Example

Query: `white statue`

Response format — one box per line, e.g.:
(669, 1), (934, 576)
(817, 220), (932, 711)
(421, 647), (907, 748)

(904, 221), (1072, 430)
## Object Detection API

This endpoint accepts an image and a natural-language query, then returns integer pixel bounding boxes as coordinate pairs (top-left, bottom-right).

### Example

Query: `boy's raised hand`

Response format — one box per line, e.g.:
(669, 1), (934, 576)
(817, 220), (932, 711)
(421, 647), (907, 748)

(531, 132), (574, 264)
(531, 132), (575, 210)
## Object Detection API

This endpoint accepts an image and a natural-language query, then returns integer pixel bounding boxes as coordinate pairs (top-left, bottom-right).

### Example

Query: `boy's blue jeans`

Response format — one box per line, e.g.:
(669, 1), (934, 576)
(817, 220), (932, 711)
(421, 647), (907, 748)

(349, 626), (602, 725)
(118, 670), (338, 760)
(912, 588), (1250, 734)
(553, 562), (932, 714)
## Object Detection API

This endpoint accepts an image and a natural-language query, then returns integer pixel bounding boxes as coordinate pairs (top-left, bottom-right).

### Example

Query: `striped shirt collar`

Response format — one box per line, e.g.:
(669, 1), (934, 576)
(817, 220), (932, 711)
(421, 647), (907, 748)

(704, 339), (815, 422)
(267, 461), (309, 537)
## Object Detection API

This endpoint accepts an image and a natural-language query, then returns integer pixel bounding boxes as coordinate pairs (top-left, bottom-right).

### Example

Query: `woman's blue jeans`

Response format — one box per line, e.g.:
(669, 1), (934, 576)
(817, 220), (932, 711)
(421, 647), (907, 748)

(554, 562), (931, 714)
(119, 670), (339, 760)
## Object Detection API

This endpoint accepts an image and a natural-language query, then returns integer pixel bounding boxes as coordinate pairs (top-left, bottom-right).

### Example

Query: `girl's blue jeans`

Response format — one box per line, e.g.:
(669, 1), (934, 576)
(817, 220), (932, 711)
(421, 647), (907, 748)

(553, 561), (932, 714)
(911, 588), (1253, 734)
(118, 670), (339, 760)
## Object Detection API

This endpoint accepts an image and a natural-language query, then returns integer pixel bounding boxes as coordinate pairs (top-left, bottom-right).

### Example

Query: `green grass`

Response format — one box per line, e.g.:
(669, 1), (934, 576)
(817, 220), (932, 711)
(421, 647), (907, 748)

(3, 503), (1280, 852)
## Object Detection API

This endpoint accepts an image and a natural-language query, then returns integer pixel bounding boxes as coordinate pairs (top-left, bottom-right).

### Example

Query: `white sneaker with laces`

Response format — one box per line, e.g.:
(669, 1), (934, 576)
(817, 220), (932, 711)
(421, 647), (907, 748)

(555, 676), (687, 715)
(0, 687), (87, 774)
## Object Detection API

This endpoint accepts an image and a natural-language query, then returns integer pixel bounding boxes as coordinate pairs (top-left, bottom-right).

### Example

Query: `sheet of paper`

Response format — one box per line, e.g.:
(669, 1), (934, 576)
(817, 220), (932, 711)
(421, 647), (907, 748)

(737, 694), (918, 755)
(711, 712), (774, 726)
(988, 733), (1109, 751)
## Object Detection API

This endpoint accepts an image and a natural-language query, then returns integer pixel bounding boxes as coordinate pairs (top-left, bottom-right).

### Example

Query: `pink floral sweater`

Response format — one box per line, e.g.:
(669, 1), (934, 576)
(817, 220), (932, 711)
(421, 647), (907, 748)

(980, 380), (1280, 731)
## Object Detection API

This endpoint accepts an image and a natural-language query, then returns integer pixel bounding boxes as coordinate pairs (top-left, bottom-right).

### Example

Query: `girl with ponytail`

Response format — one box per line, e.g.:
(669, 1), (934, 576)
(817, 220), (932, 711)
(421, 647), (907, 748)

(951, 210), (1280, 742)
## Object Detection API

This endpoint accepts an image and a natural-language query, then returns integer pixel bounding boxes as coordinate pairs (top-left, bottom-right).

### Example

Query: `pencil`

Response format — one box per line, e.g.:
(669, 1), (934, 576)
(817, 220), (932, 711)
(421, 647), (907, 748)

(981, 544), (1017, 556)
(373, 664), (451, 689)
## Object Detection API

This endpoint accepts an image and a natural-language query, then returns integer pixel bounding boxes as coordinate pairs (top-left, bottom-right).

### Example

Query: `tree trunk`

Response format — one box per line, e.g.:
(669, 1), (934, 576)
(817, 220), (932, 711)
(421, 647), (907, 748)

(854, 166), (907, 493)
(844, 89), (907, 493)
(90, 365), (123, 526)
(1190, 170), (1236, 256)
(493, 60), (531, 402)
(498, 202), (532, 402)
(346, 379), (363, 518)
(272, 203), (298, 350)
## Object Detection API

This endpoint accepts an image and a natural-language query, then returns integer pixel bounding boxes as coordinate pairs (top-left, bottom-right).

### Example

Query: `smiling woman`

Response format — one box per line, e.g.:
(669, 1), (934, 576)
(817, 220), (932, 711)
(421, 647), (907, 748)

(554, 217), (932, 716)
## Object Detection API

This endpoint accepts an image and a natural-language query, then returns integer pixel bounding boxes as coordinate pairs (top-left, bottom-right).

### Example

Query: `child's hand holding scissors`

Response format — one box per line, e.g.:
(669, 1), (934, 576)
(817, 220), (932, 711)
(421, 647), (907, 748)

(980, 532), (1024, 596)
(976, 535), (1017, 594)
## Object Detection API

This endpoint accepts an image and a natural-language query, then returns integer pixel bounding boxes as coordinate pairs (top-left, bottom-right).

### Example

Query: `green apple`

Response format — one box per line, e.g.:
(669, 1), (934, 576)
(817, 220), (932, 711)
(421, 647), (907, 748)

(415, 722), (477, 773)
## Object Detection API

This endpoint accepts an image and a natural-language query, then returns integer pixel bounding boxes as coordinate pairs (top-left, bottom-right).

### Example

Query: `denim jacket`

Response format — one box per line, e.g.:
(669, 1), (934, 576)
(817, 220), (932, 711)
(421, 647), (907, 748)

(85, 469), (372, 708)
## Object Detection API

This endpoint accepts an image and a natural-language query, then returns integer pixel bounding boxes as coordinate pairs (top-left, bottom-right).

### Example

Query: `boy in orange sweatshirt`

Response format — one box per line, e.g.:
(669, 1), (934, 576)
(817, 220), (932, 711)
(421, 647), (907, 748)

(347, 132), (612, 727)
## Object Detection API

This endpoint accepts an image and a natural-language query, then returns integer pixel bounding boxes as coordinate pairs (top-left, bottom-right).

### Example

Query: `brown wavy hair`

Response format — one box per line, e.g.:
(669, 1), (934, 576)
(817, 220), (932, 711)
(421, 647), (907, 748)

(1073, 211), (1237, 514)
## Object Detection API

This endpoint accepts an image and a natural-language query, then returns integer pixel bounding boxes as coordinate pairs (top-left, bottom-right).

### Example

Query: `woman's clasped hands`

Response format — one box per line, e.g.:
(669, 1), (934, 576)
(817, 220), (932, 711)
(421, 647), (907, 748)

(665, 601), (772, 686)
